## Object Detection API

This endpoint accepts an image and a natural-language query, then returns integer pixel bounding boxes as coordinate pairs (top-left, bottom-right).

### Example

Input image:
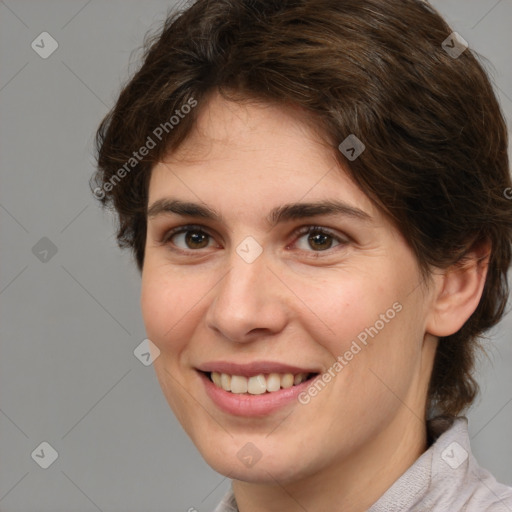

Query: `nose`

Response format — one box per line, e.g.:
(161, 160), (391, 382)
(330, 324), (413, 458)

(205, 248), (289, 343)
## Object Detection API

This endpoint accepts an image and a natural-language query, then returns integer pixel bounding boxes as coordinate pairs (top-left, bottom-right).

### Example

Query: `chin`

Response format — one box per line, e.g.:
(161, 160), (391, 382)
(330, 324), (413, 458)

(195, 435), (315, 484)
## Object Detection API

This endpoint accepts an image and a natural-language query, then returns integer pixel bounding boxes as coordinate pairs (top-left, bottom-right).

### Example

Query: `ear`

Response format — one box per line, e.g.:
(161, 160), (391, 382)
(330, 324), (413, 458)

(426, 240), (491, 337)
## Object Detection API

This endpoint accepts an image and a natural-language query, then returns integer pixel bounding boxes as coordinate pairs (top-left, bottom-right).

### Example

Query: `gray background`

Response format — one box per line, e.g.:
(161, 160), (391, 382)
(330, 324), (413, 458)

(0, 1), (511, 511)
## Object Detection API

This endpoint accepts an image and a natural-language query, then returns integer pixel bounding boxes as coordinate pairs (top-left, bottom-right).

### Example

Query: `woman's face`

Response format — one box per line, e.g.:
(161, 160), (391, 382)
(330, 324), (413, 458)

(141, 92), (438, 484)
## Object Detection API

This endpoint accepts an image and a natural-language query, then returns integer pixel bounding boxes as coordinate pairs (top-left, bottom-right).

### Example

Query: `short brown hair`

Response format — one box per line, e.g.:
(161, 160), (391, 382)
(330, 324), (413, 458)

(92, 0), (512, 416)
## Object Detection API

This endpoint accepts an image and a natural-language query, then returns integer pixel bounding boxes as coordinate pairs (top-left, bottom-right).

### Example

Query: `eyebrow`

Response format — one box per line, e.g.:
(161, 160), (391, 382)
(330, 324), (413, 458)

(147, 198), (372, 226)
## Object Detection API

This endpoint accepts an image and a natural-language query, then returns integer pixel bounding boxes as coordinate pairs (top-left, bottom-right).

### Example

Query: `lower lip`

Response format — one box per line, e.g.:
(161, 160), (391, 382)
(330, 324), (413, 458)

(198, 371), (318, 417)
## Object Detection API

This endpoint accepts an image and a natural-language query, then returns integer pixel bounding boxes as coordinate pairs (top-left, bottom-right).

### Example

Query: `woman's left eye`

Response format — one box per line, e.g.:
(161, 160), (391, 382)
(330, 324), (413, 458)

(293, 226), (347, 252)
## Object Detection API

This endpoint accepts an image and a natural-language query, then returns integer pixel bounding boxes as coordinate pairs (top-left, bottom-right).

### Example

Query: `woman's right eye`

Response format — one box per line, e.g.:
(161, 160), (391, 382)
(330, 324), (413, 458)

(162, 225), (216, 251)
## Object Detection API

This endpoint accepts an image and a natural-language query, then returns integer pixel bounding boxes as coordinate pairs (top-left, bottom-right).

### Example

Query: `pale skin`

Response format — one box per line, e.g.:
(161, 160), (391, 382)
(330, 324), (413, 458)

(141, 91), (489, 512)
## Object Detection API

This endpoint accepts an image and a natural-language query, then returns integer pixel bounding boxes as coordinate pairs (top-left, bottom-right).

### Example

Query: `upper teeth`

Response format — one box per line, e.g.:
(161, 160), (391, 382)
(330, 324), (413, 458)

(211, 372), (310, 394)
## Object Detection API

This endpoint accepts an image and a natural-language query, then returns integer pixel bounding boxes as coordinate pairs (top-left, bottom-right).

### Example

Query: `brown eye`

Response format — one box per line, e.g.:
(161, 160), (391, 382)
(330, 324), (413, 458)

(165, 227), (214, 250)
(182, 230), (210, 249)
(307, 231), (334, 251)
(294, 226), (347, 253)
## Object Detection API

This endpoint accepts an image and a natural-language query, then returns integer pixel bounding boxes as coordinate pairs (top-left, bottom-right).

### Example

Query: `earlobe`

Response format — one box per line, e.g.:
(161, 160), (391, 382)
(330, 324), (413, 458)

(426, 241), (491, 337)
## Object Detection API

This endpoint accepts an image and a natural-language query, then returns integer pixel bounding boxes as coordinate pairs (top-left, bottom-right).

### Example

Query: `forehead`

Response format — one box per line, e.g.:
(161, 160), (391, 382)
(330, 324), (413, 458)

(148, 92), (380, 223)
(162, 91), (334, 165)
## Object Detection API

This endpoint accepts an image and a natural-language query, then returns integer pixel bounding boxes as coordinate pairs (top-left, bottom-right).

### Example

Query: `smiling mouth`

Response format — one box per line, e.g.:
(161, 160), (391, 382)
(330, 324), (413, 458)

(202, 371), (319, 395)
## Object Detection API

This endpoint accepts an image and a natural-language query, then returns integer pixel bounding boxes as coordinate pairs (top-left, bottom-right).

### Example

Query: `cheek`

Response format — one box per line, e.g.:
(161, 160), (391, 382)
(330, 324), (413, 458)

(140, 265), (205, 354)
(296, 268), (420, 395)
(291, 270), (395, 356)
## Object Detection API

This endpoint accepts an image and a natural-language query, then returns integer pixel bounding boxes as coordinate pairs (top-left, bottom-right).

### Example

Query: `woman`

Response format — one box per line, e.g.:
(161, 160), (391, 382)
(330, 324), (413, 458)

(92, 0), (512, 510)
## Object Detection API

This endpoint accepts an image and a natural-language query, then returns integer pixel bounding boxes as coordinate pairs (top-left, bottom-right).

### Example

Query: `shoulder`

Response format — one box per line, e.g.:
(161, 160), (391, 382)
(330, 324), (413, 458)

(369, 416), (512, 512)
(429, 416), (512, 512)
(461, 462), (512, 511)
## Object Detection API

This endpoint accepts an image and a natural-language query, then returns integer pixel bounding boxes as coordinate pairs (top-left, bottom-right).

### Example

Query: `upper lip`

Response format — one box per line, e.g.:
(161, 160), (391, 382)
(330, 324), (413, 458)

(196, 361), (320, 377)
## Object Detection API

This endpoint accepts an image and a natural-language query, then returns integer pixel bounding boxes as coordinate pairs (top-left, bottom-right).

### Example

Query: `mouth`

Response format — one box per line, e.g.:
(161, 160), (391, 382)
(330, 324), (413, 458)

(201, 370), (319, 395)
(195, 361), (322, 416)
(198, 369), (321, 416)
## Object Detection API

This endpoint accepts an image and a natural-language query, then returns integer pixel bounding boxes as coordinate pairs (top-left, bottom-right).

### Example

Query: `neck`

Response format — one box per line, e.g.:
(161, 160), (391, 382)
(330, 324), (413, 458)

(232, 411), (428, 512)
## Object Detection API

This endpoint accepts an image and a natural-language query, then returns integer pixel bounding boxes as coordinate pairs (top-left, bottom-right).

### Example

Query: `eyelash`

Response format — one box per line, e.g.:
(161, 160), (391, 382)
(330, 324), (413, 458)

(159, 224), (349, 256)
